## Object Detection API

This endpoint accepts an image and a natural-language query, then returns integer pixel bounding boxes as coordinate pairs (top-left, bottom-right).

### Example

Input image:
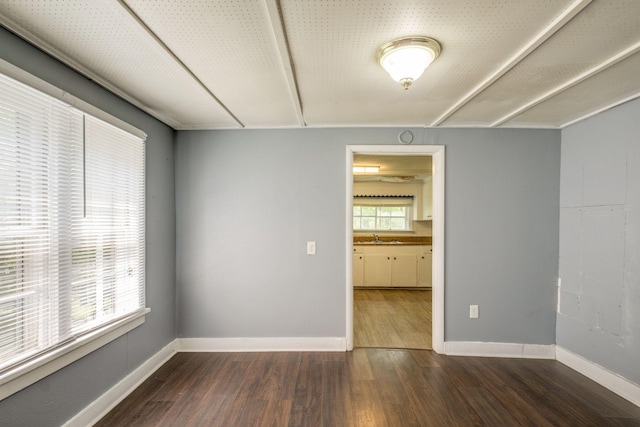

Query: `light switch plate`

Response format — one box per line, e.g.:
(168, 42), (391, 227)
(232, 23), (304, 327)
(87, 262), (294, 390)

(470, 305), (479, 318)
(307, 241), (316, 255)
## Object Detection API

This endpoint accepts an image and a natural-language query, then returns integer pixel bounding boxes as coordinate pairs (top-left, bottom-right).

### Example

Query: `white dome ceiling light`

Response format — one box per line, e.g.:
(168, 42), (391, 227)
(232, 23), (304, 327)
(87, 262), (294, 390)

(377, 36), (442, 90)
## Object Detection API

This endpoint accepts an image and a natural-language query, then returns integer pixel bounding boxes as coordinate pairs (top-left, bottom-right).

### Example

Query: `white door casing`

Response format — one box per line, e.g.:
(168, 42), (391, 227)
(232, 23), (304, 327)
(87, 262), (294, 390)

(346, 144), (445, 353)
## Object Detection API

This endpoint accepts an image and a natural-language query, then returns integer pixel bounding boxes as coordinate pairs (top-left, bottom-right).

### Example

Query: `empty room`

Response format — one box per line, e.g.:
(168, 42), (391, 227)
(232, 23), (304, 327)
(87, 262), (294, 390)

(1, 1), (639, 426)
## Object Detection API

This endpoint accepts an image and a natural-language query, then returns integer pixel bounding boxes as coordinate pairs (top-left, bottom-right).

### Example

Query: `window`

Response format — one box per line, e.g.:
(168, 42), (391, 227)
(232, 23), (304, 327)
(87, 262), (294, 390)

(353, 197), (413, 231)
(0, 71), (145, 375)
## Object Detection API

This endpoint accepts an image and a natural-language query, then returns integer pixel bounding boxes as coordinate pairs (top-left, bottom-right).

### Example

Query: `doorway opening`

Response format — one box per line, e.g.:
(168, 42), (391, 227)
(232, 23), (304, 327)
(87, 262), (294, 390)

(346, 145), (445, 353)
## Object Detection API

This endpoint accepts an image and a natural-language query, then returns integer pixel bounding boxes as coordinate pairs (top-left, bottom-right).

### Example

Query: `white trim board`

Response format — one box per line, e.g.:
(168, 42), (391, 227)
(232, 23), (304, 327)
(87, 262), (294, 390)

(0, 309), (150, 401)
(63, 340), (177, 427)
(177, 337), (347, 352)
(556, 346), (640, 407)
(444, 341), (556, 359)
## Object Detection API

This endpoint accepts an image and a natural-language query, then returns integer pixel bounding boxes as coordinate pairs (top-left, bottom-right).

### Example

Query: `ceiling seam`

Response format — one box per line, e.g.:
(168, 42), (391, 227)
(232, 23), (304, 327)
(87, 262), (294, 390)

(118, 0), (245, 128)
(492, 41), (640, 127)
(560, 90), (640, 129)
(264, 0), (306, 126)
(428, 0), (593, 127)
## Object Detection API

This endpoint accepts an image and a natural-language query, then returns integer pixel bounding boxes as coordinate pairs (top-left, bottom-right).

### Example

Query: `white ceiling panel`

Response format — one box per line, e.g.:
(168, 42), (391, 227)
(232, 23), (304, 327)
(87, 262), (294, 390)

(280, 0), (576, 126)
(443, 0), (640, 127)
(1, 0), (639, 130)
(0, 0), (239, 128)
(124, 0), (301, 128)
(505, 51), (640, 128)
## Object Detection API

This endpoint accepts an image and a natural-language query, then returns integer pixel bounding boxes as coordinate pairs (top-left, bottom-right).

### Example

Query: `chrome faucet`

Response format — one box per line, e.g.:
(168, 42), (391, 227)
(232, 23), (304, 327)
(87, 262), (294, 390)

(373, 234), (381, 243)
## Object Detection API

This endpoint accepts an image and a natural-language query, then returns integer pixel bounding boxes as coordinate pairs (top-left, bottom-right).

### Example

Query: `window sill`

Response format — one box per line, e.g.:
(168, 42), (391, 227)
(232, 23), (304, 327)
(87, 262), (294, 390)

(0, 308), (150, 401)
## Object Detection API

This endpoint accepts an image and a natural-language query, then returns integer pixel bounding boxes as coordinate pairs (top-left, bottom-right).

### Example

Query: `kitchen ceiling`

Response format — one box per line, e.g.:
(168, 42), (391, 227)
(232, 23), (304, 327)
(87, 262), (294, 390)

(354, 155), (432, 182)
(1, 0), (639, 130)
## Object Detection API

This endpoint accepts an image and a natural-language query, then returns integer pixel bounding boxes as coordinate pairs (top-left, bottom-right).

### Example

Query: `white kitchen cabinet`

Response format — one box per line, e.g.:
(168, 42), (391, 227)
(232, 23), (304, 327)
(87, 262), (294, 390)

(353, 253), (364, 287)
(354, 245), (429, 288)
(390, 254), (417, 287)
(418, 176), (433, 221)
(418, 247), (432, 288)
(363, 254), (392, 287)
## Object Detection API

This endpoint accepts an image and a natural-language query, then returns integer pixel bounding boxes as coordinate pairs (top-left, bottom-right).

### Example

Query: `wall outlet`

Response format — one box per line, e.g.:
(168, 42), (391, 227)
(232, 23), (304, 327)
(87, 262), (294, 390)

(469, 305), (479, 319)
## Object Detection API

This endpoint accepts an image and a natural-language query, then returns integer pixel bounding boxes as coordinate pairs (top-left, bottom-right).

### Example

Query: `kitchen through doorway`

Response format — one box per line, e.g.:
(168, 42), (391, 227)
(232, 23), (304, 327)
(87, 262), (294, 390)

(346, 145), (445, 352)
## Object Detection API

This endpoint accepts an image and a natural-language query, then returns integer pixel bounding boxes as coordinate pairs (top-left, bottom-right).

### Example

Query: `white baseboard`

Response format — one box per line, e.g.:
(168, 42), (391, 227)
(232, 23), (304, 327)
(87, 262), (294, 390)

(64, 340), (178, 427)
(444, 341), (556, 359)
(556, 346), (640, 407)
(177, 337), (347, 352)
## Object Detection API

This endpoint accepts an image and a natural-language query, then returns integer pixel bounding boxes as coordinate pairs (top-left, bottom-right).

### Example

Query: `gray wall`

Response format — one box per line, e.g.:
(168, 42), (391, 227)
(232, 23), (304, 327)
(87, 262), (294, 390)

(0, 28), (176, 426)
(558, 97), (640, 384)
(175, 128), (560, 344)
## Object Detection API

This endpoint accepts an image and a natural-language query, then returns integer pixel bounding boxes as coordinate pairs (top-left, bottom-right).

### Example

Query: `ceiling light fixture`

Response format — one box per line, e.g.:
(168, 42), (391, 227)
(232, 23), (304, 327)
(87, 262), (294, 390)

(353, 166), (380, 173)
(377, 36), (441, 90)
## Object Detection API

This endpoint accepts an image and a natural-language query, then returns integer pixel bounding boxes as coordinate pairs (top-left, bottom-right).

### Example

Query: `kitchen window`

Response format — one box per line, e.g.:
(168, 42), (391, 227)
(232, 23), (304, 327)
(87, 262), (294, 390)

(353, 196), (413, 231)
(0, 68), (146, 391)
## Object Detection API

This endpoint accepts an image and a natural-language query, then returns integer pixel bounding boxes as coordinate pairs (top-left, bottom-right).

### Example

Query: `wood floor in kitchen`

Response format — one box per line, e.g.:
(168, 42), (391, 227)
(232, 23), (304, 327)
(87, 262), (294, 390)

(354, 289), (432, 349)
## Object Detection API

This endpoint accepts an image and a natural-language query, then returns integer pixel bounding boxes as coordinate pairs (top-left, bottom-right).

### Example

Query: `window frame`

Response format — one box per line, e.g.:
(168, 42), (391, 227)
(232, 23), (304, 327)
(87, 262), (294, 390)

(353, 197), (413, 231)
(0, 59), (148, 401)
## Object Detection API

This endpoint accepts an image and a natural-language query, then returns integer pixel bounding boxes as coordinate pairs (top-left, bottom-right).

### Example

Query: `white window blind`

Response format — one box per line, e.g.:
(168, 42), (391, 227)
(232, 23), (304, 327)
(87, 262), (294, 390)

(0, 72), (145, 373)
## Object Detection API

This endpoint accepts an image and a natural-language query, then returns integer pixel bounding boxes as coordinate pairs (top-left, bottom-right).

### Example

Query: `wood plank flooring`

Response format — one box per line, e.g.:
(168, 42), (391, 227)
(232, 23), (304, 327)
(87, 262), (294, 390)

(96, 349), (640, 426)
(354, 289), (432, 349)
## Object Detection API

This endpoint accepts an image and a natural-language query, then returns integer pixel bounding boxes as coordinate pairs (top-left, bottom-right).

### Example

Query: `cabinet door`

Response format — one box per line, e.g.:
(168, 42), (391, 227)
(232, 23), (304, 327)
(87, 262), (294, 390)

(353, 254), (364, 287)
(364, 254), (391, 287)
(391, 254), (417, 287)
(418, 253), (432, 287)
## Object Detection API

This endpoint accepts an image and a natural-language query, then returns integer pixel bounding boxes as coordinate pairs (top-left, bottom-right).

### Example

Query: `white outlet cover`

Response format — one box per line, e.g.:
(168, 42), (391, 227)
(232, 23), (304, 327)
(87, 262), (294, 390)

(307, 241), (316, 255)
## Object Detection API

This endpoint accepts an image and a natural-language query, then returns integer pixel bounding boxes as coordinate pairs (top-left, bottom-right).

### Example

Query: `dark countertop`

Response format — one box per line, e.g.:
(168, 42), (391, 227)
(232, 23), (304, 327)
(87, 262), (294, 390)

(354, 241), (428, 246)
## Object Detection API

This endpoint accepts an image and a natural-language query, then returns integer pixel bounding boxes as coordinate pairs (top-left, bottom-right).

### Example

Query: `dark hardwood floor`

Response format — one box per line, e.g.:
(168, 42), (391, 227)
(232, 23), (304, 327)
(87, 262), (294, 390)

(354, 289), (432, 349)
(96, 349), (640, 426)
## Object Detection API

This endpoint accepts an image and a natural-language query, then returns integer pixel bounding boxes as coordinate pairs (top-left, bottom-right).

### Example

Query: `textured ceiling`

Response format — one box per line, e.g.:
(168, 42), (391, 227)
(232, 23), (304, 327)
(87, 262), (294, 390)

(1, 0), (639, 130)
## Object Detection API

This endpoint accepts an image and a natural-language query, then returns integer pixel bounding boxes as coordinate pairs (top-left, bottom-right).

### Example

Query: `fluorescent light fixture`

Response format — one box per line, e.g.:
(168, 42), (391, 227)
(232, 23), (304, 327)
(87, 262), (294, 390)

(353, 166), (380, 173)
(377, 36), (441, 90)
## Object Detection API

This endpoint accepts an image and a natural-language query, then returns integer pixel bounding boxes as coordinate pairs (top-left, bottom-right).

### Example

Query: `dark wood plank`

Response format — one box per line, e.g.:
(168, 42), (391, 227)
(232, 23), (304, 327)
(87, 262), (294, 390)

(289, 353), (324, 427)
(157, 353), (239, 426)
(366, 349), (409, 405)
(94, 353), (206, 426)
(536, 360), (640, 419)
(321, 359), (352, 427)
(350, 379), (388, 426)
(97, 349), (640, 426)
(123, 400), (175, 426)
(603, 418), (640, 427)
(459, 357), (559, 427)
(211, 352), (299, 427)
(459, 386), (520, 427)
